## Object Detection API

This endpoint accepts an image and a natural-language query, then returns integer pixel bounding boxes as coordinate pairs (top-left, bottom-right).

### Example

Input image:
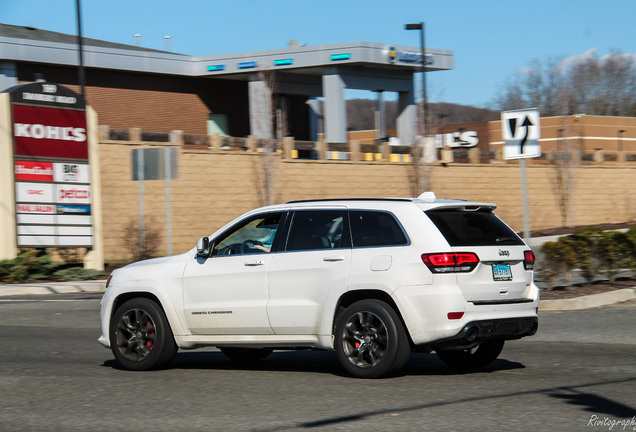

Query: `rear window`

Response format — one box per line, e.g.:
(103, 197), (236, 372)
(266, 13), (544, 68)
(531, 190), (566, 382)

(425, 209), (524, 246)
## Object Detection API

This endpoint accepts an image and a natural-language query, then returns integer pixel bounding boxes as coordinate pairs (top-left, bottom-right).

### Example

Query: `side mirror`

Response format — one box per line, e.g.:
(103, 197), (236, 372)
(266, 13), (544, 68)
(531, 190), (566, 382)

(196, 237), (211, 257)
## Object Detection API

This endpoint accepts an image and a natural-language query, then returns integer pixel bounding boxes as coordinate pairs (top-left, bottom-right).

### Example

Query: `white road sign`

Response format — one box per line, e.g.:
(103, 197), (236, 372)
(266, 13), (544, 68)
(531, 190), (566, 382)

(502, 108), (541, 159)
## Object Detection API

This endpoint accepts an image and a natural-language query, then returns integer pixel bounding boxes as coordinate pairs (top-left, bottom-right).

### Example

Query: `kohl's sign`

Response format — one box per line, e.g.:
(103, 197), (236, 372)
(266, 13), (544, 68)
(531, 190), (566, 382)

(12, 104), (88, 159)
(9, 82), (92, 248)
(434, 130), (479, 149)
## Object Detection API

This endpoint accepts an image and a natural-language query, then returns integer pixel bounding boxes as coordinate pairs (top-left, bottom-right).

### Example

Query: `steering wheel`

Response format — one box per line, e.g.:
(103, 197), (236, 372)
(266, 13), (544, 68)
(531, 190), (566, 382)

(240, 240), (263, 254)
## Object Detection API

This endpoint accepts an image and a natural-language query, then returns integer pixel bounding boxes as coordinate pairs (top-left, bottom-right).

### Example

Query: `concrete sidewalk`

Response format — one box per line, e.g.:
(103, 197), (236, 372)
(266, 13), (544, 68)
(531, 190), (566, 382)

(0, 279), (106, 297)
(0, 279), (634, 311)
(539, 287), (636, 311)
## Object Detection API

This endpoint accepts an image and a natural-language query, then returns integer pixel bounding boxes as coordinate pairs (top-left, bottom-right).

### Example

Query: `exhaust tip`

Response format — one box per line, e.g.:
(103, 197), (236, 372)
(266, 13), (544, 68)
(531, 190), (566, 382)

(527, 323), (538, 336)
(465, 327), (479, 342)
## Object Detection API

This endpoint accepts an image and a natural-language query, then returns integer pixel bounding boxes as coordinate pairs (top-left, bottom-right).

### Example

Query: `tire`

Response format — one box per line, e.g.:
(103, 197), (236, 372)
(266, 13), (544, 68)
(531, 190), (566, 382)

(220, 347), (273, 362)
(436, 339), (505, 370)
(335, 300), (411, 378)
(109, 298), (177, 371)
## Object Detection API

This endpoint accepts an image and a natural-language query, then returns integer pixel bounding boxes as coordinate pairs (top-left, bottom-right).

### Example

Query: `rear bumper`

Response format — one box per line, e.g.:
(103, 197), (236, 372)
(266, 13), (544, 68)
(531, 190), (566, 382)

(421, 316), (538, 351)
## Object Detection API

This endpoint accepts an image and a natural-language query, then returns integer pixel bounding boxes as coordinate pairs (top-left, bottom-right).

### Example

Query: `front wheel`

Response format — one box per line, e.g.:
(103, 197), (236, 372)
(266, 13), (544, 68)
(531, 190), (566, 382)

(109, 298), (177, 371)
(436, 340), (505, 370)
(334, 300), (411, 378)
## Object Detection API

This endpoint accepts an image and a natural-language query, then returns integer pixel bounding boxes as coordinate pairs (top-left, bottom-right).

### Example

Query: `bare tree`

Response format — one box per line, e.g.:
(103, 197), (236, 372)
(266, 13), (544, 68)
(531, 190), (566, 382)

(497, 51), (636, 117)
(249, 70), (287, 207)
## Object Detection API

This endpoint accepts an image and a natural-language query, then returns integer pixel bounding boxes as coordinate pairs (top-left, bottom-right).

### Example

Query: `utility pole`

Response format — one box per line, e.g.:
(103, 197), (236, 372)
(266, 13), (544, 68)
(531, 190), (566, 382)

(75, 0), (86, 101)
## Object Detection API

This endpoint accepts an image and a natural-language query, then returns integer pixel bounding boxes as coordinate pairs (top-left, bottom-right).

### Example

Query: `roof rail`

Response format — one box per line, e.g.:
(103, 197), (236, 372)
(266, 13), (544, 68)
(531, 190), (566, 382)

(286, 198), (413, 204)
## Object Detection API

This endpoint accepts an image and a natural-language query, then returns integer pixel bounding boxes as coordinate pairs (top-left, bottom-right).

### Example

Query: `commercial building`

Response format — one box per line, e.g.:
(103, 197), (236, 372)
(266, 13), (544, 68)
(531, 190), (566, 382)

(0, 23), (453, 145)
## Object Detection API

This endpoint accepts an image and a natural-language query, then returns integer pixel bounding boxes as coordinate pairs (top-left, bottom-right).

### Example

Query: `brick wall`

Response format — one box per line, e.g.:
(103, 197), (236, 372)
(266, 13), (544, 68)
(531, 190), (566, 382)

(98, 141), (636, 260)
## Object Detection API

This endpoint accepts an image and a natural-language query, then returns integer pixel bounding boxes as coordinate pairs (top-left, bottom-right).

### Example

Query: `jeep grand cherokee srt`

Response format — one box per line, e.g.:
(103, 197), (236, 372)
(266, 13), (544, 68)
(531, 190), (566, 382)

(99, 193), (538, 378)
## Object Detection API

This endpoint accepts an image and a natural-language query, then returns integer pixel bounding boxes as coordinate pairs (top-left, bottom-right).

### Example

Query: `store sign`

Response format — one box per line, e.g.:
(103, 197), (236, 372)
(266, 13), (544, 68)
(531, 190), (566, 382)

(17, 204), (56, 214)
(435, 130), (479, 148)
(53, 163), (90, 183)
(12, 105), (88, 159)
(10, 82), (92, 248)
(57, 185), (91, 204)
(15, 182), (55, 203)
(15, 161), (54, 181)
(56, 205), (91, 215)
(387, 46), (433, 65)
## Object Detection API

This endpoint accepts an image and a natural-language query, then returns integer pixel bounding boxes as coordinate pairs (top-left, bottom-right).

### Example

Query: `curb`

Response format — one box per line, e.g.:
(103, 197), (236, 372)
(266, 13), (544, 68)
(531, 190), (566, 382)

(1, 281), (635, 311)
(539, 288), (636, 311)
(0, 280), (106, 297)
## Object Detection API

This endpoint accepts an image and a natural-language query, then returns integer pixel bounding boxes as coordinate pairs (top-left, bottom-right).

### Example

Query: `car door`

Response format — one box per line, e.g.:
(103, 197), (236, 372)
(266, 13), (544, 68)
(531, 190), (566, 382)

(182, 211), (286, 335)
(267, 209), (351, 335)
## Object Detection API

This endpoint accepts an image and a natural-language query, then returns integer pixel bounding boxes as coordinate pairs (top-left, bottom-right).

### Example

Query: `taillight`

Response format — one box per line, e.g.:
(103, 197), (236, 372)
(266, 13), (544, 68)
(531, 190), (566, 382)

(524, 250), (535, 270)
(421, 252), (480, 273)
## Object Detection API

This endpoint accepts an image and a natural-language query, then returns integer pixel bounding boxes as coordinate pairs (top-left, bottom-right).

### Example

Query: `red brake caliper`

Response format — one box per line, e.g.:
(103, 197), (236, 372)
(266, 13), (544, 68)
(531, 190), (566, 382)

(146, 322), (154, 349)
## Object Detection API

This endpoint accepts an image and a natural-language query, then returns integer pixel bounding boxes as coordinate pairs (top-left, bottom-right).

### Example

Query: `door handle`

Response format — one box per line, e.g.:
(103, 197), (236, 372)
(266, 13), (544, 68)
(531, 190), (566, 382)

(245, 260), (265, 266)
(323, 256), (345, 262)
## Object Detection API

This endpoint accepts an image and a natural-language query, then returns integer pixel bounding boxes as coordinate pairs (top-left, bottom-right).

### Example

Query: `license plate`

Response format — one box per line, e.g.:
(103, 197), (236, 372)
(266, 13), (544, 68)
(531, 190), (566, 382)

(492, 264), (512, 281)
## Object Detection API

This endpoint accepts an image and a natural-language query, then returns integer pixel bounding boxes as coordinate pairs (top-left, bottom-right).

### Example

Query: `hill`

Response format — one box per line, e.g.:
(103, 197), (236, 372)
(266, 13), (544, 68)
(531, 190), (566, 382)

(345, 99), (498, 131)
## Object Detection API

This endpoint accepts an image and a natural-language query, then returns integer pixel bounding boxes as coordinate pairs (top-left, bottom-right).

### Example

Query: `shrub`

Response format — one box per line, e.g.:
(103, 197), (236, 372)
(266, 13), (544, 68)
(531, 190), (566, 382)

(539, 240), (577, 289)
(0, 250), (61, 283)
(569, 226), (607, 283)
(601, 231), (635, 280)
(52, 267), (104, 280)
(121, 218), (163, 261)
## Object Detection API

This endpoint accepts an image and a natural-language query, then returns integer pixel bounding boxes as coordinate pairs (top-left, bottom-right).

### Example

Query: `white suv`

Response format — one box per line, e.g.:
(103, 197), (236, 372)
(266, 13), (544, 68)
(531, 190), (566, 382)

(99, 193), (539, 378)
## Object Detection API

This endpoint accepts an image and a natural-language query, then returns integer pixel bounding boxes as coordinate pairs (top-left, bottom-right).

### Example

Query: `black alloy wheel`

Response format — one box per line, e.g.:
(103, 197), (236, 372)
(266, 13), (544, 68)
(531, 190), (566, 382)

(335, 300), (411, 378)
(110, 298), (177, 371)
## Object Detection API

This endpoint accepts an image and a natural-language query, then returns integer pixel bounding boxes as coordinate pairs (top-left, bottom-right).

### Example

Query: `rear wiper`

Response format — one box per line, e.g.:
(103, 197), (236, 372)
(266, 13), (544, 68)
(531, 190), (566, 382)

(496, 236), (516, 244)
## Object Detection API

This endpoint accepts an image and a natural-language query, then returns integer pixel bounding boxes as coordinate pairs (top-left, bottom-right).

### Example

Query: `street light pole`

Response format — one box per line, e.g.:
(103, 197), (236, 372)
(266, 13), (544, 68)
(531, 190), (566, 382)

(405, 22), (427, 137)
(75, 0), (86, 101)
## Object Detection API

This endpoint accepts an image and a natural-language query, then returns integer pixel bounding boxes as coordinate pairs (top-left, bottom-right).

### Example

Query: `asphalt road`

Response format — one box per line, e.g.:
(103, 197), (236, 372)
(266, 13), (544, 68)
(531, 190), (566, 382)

(1, 293), (635, 432)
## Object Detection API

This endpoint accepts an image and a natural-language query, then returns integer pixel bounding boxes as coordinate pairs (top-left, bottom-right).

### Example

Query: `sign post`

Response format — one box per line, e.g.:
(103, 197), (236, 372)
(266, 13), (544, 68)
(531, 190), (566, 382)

(501, 108), (541, 240)
(132, 147), (178, 256)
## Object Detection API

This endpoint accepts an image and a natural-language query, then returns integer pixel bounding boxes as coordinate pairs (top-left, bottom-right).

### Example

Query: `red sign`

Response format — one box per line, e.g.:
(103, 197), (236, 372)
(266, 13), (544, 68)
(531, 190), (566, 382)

(12, 105), (88, 159)
(15, 161), (54, 182)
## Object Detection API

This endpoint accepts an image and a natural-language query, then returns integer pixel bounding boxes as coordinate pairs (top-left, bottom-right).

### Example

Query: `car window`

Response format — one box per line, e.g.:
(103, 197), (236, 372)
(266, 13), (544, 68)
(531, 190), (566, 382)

(425, 209), (525, 246)
(349, 210), (408, 247)
(286, 210), (348, 251)
(212, 212), (283, 256)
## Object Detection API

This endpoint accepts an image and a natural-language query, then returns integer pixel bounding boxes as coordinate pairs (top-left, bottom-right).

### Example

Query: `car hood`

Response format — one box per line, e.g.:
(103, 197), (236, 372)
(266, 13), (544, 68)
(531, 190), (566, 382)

(124, 254), (180, 268)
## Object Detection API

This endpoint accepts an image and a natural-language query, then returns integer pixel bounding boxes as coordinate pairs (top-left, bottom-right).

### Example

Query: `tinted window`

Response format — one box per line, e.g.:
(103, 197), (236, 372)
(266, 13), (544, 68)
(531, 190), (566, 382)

(426, 209), (524, 246)
(212, 212), (283, 256)
(349, 210), (408, 247)
(286, 210), (347, 251)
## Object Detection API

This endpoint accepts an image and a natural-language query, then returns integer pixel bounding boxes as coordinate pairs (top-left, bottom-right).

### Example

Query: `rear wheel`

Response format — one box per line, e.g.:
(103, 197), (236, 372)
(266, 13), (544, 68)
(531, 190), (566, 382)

(436, 339), (505, 370)
(335, 300), (411, 378)
(110, 298), (177, 371)
(220, 347), (273, 362)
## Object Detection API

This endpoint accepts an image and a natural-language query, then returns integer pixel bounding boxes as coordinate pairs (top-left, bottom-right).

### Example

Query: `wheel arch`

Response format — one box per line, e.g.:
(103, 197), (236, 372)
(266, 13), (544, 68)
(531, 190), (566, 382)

(332, 289), (414, 347)
(108, 289), (186, 342)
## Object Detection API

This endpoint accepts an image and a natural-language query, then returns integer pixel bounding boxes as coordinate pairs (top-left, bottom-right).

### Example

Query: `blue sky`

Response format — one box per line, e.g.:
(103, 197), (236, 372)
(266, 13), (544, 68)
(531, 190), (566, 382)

(2, 0), (635, 108)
